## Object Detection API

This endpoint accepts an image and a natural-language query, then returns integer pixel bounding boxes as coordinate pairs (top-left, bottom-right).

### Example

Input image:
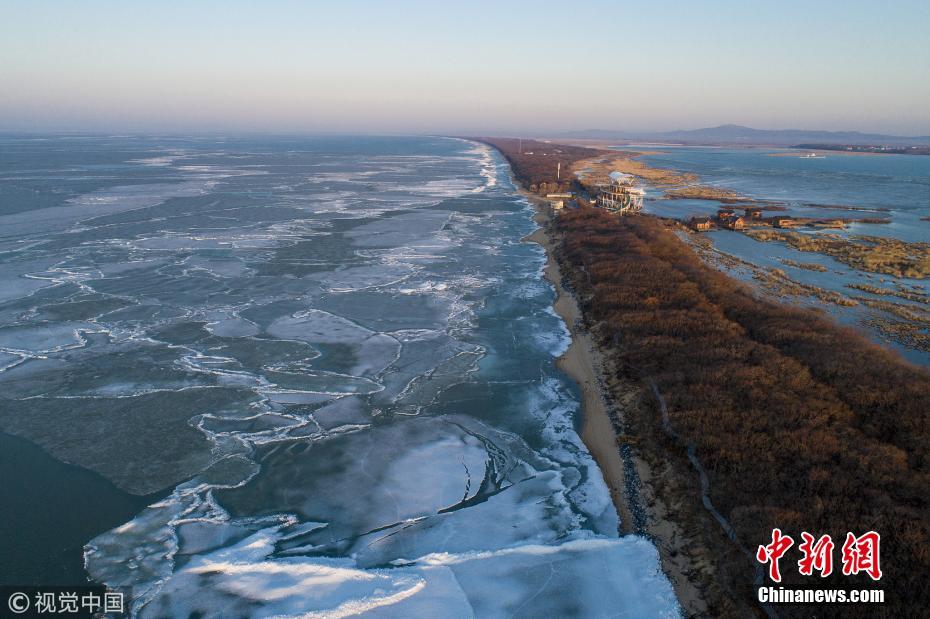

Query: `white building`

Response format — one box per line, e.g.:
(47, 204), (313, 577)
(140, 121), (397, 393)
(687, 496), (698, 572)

(595, 172), (644, 215)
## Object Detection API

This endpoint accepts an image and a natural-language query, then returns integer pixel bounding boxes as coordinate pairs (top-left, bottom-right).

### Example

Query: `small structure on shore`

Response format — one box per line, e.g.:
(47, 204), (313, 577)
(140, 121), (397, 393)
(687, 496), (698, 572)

(723, 216), (747, 230)
(744, 207), (763, 219)
(774, 217), (801, 228)
(811, 219), (846, 229)
(715, 207), (747, 230)
(689, 217), (714, 231)
(595, 172), (644, 215)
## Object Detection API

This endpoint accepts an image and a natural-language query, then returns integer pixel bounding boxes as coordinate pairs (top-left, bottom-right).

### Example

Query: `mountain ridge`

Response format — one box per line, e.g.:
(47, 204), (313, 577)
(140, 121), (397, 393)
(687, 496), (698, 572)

(558, 124), (930, 146)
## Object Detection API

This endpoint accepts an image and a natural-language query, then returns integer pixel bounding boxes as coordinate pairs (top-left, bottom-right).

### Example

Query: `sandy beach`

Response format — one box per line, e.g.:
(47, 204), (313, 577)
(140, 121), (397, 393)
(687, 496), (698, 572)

(525, 222), (633, 530)
(525, 199), (712, 616)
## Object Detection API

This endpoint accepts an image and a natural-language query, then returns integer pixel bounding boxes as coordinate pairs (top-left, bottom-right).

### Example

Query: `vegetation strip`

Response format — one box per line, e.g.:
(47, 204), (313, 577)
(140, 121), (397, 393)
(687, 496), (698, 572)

(554, 208), (929, 617)
(482, 136), (930, 617)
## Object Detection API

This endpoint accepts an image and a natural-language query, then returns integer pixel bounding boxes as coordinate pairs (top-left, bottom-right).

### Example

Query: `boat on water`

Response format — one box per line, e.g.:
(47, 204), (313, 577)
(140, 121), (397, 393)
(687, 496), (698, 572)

(799, 152), (826, 159)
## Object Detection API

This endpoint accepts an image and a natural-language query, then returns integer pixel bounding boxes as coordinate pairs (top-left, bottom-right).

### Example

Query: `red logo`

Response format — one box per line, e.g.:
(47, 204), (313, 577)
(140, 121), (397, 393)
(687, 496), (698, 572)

(757, 530), (882, 581)
(798, 532), (834, 577)
(841, 531), (882, 581)
(757, 528), (794, 582)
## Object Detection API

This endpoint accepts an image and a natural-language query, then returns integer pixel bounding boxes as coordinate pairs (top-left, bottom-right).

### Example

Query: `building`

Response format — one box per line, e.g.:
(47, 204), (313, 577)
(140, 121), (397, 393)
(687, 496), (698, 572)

(549, 200), (565, 211)
(812, 219), (845, 229)
(774, 217), (800, 228)
(595, 172), (645, 215)
(717, 208), (736, 219)
(744, 207), (763, 219)
(723, 216), (746, 230)
(689, 217), (713, 231)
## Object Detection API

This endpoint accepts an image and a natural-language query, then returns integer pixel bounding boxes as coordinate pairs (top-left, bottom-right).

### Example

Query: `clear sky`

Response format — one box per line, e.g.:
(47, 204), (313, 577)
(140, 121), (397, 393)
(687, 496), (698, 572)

(2, 0), (929, 135)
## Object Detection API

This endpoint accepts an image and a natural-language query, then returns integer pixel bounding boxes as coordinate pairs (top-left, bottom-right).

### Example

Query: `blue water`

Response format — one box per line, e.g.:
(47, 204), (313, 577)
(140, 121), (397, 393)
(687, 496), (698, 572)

(629, 145), (930, 366)
(638, 146), (930, 241)
(0, 135), (678, 616)
(0, 431), (164, 585)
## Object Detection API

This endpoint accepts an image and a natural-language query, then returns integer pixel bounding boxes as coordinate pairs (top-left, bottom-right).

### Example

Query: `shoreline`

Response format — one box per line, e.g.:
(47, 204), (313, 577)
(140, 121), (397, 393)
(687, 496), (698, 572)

(491, 137), (930, 616)
(525, 214), (634, 532)
(565, 144), (930, 357)
(521, 190), (710, 616)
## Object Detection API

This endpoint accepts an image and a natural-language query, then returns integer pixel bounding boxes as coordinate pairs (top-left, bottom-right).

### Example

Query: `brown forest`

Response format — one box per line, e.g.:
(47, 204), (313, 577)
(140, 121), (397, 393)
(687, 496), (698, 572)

(554, 207), (930, 617)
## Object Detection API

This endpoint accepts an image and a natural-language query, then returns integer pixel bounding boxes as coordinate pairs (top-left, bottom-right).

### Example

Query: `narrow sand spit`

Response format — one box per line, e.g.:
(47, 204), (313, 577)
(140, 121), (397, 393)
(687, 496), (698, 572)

(525, 223), (633, 530)
(524, 198), (712, 616)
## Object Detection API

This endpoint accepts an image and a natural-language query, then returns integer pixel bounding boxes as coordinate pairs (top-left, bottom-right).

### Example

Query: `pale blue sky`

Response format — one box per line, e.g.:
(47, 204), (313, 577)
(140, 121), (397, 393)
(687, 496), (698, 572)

(1, 0), (928, 134)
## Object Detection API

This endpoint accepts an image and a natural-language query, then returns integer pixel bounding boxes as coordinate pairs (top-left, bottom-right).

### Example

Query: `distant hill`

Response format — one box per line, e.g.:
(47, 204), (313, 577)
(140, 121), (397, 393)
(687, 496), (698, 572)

(560, 124), (930, 147)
